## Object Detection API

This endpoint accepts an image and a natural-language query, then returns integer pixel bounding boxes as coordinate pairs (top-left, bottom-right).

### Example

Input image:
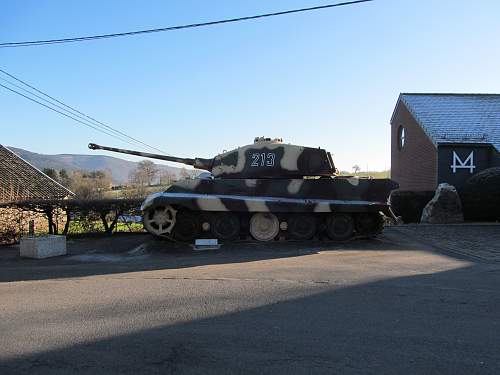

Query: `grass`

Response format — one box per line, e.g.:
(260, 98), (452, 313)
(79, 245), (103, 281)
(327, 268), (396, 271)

(339, 170), (390, 179)
(67, 220), (144, 234)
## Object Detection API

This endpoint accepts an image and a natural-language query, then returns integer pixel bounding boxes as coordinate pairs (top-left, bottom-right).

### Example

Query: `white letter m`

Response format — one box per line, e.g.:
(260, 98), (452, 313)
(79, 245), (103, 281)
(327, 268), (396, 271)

(451, 151), (475, 173)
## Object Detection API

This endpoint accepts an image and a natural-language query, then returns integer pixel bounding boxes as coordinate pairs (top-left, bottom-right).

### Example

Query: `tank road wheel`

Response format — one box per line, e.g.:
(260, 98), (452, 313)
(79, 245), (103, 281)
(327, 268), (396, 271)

(355, 213), (384, 236)
(173, 212), (201, 242)
(143, 205), (177, 236)
(326, 213), (354, 241)
(212, 213), (240, 241)
(249, 213), (279, 242)
(288, 214), (317, 240)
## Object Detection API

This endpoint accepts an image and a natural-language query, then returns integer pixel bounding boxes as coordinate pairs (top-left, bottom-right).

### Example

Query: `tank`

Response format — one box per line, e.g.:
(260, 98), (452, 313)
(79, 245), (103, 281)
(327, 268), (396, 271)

(88, 137), (398, 242)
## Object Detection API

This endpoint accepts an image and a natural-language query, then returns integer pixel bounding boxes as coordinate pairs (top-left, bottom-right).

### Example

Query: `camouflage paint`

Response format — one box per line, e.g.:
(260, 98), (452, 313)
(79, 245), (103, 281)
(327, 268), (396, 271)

(89, 138), (399, 240)
(141, 177), (397, 217)
(89, 137), (336, 178)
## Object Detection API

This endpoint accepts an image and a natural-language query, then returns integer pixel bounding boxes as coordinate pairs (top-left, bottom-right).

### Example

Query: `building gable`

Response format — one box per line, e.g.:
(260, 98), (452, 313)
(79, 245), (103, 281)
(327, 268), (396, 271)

(0, 145), (73, 203)
(396, 93), (500, 151)
(391, 101), (438, 191)
(391, 93), (500, 192)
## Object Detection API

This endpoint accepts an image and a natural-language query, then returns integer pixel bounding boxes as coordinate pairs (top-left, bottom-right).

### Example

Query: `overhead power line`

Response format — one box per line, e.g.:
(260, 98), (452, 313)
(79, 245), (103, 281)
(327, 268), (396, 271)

(0, 79), (144, 149)
(0, 82), (139, 146)
(0, 0), (373, 48)
(0, 69), (170, 155)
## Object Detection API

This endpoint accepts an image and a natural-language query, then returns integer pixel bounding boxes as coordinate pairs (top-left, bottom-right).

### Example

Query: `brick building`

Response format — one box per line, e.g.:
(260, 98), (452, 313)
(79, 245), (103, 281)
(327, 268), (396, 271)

(390, 93), (500, 191)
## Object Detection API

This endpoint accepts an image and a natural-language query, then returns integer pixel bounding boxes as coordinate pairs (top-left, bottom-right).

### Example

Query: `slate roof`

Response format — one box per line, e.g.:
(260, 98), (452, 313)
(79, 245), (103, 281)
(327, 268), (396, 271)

(0, 145), (73, 203)
(392, 93), (500, 152)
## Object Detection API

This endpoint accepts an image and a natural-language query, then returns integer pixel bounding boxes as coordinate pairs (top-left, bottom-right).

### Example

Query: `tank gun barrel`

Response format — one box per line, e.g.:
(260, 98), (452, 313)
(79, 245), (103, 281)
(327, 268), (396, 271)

(88, 143), (212, 170)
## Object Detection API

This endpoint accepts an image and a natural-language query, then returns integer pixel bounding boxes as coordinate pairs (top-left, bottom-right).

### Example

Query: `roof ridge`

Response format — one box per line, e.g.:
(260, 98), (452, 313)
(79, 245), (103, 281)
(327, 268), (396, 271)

(0, 144), (74, 202)
(401, 92), (500, 96)
(393, 94), (500, 153)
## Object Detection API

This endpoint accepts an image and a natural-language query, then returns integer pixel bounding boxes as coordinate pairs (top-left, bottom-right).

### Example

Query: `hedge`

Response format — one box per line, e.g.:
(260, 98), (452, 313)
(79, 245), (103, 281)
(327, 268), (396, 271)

(0, 198), (144, 245)
(461, 167), (500, 221)
(389, 190), (435, 223)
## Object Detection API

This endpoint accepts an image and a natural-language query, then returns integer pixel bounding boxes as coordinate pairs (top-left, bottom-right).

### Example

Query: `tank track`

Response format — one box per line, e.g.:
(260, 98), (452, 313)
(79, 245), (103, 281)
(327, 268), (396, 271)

(142, 204), (384, 243)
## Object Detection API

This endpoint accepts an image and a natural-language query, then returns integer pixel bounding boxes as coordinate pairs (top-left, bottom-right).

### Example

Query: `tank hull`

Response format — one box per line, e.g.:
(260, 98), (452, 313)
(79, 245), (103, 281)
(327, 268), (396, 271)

(140, 177), (398, 242)
(143, 192), (389, 213)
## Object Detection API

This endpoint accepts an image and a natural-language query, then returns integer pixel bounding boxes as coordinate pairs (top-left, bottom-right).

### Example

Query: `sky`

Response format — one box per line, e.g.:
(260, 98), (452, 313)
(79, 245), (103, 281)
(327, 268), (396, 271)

(1, 0), (500, 172)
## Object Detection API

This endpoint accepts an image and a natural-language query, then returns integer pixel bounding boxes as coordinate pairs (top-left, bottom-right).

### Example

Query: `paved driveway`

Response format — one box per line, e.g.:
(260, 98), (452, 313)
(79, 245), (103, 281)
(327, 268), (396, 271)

(1, 226), (499, 374)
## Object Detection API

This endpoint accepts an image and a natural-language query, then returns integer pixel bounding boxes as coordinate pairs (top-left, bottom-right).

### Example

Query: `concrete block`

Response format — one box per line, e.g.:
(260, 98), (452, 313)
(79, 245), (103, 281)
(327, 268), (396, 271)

(193, 238), (220, 251)
(20, 235), (67, 259)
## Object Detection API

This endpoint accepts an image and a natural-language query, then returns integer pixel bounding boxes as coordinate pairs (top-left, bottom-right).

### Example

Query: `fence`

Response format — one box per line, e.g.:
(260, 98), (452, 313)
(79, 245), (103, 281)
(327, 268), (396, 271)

(0, 198), (144, 245)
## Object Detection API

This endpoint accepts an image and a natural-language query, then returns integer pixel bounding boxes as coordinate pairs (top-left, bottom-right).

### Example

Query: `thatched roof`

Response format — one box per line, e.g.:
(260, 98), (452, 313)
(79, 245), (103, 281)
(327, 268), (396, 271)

(0, 145), (73, 203)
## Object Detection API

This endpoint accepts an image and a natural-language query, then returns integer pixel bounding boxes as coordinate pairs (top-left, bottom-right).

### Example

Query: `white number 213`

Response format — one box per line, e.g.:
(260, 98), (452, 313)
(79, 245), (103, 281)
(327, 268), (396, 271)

(251, 153), (276, 167)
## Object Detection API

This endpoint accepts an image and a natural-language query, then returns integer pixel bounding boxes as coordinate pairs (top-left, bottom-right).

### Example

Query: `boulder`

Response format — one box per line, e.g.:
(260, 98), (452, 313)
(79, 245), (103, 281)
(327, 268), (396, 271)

(420, 183), (464, 224)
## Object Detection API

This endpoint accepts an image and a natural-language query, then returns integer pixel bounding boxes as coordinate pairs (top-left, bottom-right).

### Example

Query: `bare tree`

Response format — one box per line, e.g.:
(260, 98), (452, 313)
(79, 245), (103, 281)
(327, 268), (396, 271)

(43, 168), (59, 181)
(128, 161), (158, 198)
(127, 169), (147, 198)
(188, 169), (200, 179)
(352, 165), (361, 174)
(159, 170), (175, 186)
(129, 168), (146, 186)
(136, 160), (158, 186)
(58, 169), (72, 188)
(70, 170), (112, 199)
(180, 167), (190, 180)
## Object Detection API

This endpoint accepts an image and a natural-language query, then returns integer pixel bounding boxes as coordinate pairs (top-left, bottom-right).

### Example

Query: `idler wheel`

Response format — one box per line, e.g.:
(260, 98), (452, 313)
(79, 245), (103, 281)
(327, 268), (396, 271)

(143, 205), (177, 236)
(249, 213), (279, 242)
(288, 214), (316, 240)
(212, 212), (240, 241)
(173, 211), (200, 242)
(326, 213), (354, 241)
(355, 213), (383, 236)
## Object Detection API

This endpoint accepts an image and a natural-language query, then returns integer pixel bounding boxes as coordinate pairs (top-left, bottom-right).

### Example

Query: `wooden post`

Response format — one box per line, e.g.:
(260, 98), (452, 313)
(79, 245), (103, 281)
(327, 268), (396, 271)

(28, 220), (35, 236)
(62, 210), (71, 235)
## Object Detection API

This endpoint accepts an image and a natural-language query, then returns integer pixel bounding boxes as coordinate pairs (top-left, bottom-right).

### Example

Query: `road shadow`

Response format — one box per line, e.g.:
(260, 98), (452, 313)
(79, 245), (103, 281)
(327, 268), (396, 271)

(1, 263), (499, 375)
(0, 229), (427, 283)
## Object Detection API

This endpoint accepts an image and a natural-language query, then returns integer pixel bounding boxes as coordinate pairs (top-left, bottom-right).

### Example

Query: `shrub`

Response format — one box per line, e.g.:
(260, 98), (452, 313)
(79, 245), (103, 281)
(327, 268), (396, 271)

(461, 167), (500, 221)
(390, 190), (435, 223)
(0, 198), (144, 244)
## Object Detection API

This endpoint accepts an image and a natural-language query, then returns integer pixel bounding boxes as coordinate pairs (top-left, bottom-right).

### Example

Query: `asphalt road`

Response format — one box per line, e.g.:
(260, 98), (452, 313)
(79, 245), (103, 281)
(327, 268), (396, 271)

(1, 227), (499, 374)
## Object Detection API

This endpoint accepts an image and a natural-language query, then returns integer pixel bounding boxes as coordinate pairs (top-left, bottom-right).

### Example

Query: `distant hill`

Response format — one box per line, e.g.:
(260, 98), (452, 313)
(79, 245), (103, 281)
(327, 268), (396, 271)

(8, 147), (185, 185)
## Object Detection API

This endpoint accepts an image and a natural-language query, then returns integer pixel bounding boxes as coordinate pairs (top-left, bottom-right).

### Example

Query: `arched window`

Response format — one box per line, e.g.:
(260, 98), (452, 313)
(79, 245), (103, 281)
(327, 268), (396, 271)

(398, 126), (406, 150)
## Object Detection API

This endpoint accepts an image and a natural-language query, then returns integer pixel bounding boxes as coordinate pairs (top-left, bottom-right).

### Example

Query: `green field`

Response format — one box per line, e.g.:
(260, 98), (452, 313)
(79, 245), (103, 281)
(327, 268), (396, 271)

(339, 170), (390, 179)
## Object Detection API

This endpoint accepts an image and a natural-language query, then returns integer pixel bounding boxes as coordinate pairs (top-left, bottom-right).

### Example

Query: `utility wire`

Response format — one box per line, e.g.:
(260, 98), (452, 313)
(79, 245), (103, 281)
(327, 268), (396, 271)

(0, 69), (166, 153)
(0, 77), (140, 147)
(0, 82), (142, 147)
(0, 0), (372, 48)
(0, 69), (171, 155)
(0, 75), (130, 141)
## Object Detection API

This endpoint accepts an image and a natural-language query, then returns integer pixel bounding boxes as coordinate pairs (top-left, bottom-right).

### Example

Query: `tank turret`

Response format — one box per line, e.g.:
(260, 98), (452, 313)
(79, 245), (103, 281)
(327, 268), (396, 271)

(89, 137), (336, 178)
